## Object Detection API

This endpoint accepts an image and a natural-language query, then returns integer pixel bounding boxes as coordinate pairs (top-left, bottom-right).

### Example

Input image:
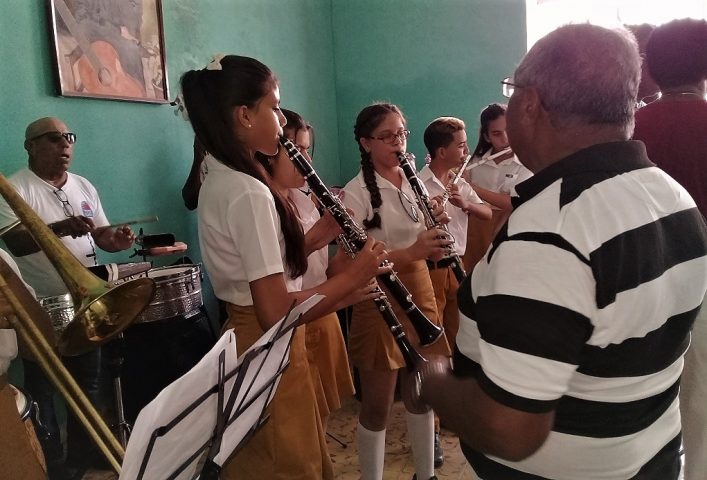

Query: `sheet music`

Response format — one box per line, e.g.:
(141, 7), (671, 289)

(119, 294), (324, 480)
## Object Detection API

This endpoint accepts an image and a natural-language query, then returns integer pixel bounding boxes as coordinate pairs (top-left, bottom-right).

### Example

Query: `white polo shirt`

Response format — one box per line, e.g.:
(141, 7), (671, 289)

(342, 168), (426, 250)
(467, 149), (533, 194)
(0, 168), (109, 298)
(198, 159), (301, 306)
(418, 165), (483, 256)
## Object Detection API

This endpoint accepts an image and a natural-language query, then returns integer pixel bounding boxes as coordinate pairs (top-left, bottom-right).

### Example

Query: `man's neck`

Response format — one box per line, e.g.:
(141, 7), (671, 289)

(428, 160), (451, 184)
(29, 164), (67, 188)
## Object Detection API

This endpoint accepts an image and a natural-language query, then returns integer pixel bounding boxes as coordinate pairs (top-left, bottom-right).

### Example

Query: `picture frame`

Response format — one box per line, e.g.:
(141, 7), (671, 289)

(47, 0), (169, 104)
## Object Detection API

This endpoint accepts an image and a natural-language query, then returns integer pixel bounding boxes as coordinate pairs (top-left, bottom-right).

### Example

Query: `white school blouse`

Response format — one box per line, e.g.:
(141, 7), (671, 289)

(341, 168), (425, 250)
(198, 160), (301, 306)
(289, 189), (328, 289)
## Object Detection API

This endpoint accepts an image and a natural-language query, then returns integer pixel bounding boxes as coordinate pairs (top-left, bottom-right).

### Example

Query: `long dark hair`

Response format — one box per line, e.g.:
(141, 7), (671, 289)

(180, 55), (306, 278)
(353, 103), (406, 230)
(472, 103), (506, 158)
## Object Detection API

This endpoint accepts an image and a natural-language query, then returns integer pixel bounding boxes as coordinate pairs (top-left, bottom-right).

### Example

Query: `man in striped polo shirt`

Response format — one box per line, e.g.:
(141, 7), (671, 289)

(405, 24), (707, 479)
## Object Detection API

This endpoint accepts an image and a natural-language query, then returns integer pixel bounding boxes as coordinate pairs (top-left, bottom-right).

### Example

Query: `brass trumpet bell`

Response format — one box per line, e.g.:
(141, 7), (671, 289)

(0, 173), (156, 357)
(58, 277), (155, 356)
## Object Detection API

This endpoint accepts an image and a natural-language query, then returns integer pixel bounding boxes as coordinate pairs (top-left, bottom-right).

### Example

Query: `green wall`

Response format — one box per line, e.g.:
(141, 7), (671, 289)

(332, 0), (526, 179)
(0, 0), (525, 320)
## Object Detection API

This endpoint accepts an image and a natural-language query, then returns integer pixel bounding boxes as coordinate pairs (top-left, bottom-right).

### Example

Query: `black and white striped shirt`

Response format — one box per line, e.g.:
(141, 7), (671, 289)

(456, 141), (707, 479)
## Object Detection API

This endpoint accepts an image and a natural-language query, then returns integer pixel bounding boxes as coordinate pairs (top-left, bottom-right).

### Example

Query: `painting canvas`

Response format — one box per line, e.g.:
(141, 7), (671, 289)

(48, 0), (169, 103)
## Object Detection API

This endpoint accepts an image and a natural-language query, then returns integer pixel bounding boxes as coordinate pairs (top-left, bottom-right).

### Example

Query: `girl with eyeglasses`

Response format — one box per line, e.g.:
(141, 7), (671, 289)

(340, 102), (452, 480)
(180, 55), (386, 480)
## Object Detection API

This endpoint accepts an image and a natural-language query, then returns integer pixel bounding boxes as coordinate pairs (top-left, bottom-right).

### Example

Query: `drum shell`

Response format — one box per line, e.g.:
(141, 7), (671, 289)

(9, 384), (47, 473)
(135, 265), (203, 323)
(39, 293), (75, 336)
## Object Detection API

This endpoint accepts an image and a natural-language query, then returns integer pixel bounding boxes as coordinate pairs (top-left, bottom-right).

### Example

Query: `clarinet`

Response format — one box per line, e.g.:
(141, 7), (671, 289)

(398, 152), (467, 284)
(280, 139), (443, 365)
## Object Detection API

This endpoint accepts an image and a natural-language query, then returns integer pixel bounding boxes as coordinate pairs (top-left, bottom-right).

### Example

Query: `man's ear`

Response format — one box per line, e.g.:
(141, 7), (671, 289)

(518, 86), (543, 126)
(435, 146), (446, 162)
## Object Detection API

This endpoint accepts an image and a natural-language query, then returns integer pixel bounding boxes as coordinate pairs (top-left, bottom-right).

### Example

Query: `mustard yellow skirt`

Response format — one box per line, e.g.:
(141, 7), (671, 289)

(348, 260), (450, 371)
(305, 312), (355, 421)
(220, 304), (333, 480)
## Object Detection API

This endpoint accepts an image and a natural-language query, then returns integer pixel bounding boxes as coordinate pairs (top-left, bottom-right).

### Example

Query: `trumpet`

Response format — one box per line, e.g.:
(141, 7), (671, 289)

(0, 173), (158, 473)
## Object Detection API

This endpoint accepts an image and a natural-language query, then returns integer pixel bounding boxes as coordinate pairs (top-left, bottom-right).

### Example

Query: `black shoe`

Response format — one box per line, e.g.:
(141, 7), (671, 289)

(434, 432), (444, 468)
(411, 476), (438, 480)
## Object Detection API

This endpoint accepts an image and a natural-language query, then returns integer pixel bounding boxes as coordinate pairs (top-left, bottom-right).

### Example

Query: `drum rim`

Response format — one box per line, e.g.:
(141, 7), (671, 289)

(146, 264), (200, 281)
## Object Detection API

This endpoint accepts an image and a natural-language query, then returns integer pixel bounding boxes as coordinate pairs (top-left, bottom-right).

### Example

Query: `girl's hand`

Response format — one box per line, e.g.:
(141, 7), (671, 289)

(348, 236), (389, 285)
(428, 198), (451, 225)
(412, 228), (452, 262)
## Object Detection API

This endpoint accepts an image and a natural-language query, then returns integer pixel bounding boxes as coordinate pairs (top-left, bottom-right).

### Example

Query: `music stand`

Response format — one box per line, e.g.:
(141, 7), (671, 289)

(119, 295), (323, 480)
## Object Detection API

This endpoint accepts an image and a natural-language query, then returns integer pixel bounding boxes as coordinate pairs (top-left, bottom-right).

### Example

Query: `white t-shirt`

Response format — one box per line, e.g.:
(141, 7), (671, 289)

(467, 150), (533, 194)
(198, 160), (300, 306)
(289, 188), (328, 289)
(342, 168), (425, 250)
(419, 165), (483, 256)
(0, 169), (109, 298)
(0, 248), (35, 374)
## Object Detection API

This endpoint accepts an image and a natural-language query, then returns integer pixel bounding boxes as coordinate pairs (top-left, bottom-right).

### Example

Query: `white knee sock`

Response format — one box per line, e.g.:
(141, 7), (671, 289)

(406, 410), (435, 479)
(357, 421), (386, 480)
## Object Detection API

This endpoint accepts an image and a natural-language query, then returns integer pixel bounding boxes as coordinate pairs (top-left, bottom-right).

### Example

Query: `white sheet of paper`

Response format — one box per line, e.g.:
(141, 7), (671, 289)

(119, 294), (324, 480)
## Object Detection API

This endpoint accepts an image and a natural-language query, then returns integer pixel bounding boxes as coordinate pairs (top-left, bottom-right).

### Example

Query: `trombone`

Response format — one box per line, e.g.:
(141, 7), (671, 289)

(0, 173), (157, 473)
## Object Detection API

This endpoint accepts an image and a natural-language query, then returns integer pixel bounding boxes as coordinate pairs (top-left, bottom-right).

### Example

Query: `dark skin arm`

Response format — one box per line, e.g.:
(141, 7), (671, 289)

(2, 219), (135, 256)
(402, 356), (554, 461)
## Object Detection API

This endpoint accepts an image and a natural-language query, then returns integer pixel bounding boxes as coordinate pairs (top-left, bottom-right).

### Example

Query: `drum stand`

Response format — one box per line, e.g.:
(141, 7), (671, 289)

(105, 333), (131, 447)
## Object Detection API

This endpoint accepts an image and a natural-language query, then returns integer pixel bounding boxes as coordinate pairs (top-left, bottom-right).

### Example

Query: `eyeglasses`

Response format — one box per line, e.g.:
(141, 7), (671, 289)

(53, 189), (74, 217)
(28, 131), (77, 144)
(52, 188), (97, 264)
(501, 77), (522, 98)
(370, 129), (410, 145)
(397, 189), (419, 223)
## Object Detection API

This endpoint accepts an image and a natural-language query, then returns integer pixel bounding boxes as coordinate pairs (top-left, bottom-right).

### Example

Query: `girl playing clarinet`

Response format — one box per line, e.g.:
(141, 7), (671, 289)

(180, 55), (387, 480)
(341, 102), (452, 480)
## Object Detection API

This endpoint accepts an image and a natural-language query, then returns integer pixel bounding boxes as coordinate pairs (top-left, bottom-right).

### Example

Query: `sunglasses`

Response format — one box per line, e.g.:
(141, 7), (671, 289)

(29, 131), (77, 144)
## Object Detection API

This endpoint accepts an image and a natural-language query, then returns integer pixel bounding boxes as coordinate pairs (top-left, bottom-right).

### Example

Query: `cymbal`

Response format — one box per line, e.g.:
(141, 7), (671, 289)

(58, 277), (155, 356)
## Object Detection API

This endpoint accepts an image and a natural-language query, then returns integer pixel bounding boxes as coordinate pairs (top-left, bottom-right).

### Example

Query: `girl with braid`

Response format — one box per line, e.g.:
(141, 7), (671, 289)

(180, 55), (387, 480)
(341, 102), (452, 480)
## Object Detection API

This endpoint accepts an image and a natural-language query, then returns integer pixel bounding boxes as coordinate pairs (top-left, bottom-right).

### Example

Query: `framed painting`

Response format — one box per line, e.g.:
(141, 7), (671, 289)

(47, 0), (169, 103)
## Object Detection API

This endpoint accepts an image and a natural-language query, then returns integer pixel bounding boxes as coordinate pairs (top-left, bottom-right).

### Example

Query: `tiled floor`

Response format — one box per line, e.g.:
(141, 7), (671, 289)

(327, 397), (478, 480)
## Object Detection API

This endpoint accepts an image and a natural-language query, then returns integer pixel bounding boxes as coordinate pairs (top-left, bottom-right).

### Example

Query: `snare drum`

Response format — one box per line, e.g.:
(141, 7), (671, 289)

(135, 264), (203, 323)
(10, 385), (46, 473)
(39, 293), (75, 336)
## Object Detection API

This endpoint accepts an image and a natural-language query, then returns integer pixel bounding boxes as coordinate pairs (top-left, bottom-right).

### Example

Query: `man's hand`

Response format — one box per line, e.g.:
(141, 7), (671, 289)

(92, 225), (136, 252)
(51, 216), (95, 238)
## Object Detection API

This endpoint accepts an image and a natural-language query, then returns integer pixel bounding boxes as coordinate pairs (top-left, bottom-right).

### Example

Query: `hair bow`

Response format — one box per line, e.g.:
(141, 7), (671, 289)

(206, 53), (226, 71)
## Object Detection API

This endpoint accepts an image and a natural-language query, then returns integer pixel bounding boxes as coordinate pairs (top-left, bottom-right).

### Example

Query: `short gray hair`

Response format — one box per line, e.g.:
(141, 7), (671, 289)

(514, 24), (640, 137)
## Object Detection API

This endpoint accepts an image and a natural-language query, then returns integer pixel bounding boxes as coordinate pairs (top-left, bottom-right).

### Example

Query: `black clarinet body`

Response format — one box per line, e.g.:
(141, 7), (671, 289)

(397, 153), (467, 284)
(280, 138), (443, 365)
